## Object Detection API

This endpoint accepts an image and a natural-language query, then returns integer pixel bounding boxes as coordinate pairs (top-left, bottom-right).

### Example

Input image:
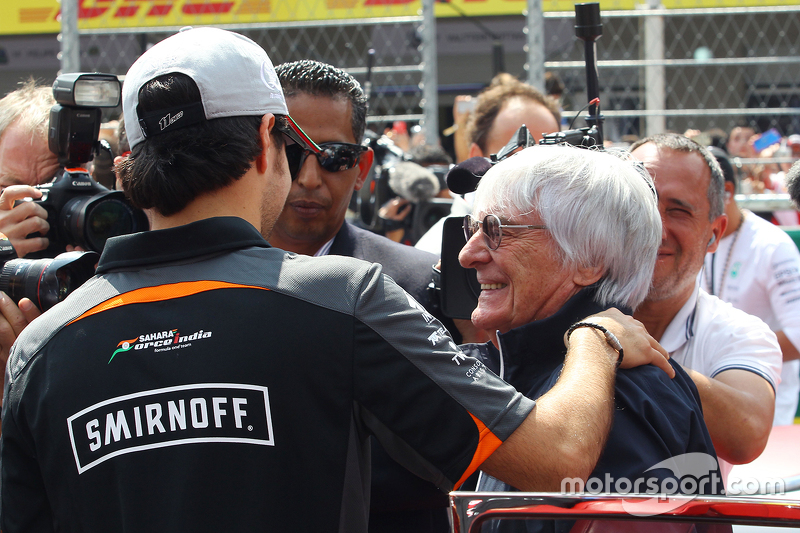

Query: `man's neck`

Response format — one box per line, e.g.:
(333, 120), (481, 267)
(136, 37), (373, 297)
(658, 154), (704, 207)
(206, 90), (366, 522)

(268, 233), (323, 256)
(149, 170), (263, 231)
(633, 284), (695, 342)
(267, 221), (343, 256)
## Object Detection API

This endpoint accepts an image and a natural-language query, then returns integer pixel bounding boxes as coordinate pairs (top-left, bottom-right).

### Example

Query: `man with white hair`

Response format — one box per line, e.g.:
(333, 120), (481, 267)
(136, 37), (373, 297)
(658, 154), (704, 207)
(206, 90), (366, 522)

(0, 80), (58, 256)
(0, 81), (58, 371)
(458, 146), (722, 518)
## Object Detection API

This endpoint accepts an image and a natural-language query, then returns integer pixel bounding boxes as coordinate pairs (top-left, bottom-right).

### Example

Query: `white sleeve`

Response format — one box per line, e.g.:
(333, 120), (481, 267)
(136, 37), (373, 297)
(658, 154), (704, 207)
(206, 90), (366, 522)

(696, 292), (782, 390)
(763, 238), (800, 351)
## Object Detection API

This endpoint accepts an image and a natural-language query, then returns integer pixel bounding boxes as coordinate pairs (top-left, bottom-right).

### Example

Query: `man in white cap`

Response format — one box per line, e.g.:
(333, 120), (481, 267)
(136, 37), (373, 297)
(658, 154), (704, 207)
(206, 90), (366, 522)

(0, 27), (670, 533)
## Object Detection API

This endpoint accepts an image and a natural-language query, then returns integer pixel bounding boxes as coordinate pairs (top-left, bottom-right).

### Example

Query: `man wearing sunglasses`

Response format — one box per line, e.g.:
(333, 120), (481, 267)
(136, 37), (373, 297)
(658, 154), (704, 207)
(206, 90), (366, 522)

(269, 61), (442, 320)
(271, 58), (459, 533)
(1, 29), (672, 533)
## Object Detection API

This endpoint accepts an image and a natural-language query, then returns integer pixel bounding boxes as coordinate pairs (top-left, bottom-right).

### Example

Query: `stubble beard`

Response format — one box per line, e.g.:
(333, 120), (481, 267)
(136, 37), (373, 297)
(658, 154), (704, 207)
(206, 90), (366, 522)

(261, 149), (290, 241)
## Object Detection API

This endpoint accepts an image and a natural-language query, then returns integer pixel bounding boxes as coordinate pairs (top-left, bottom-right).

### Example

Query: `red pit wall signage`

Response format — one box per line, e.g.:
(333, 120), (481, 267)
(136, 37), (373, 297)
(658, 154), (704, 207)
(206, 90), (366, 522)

(1, 0), (795, 35)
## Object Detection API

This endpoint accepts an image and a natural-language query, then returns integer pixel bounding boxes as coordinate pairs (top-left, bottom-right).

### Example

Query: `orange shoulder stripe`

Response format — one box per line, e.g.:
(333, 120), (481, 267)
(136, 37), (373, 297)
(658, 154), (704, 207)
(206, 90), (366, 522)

(68, 280), (269, 325)
(454, 413), (503, 489)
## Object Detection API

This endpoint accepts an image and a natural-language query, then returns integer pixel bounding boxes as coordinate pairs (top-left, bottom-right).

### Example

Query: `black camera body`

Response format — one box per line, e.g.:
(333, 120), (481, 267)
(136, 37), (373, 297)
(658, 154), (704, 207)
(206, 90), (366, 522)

(30, 168), (148, 257)
(0, 73), (147, 309)
(26, 72), (148, 256)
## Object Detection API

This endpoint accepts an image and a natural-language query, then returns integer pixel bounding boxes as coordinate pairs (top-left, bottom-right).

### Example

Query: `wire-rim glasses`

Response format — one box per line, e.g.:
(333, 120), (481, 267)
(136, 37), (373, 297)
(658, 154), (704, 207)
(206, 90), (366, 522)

(463, 214), (548, 250)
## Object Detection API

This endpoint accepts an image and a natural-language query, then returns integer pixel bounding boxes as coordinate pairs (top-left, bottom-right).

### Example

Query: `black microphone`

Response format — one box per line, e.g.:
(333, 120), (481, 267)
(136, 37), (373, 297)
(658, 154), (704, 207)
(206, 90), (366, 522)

(388, 162), (441, 203)
(446, 157), (492, 195)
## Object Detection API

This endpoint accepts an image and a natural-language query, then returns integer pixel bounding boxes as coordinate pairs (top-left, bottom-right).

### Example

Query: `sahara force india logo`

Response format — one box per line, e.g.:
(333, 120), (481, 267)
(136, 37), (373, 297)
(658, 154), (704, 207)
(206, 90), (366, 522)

(109, 328), (213, 363)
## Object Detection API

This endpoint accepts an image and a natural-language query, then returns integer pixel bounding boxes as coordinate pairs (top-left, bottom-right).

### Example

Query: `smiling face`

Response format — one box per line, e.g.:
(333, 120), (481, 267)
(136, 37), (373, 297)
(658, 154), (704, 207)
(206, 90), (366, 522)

(458, 208), (592, 335)
(630, 142), (726, 304)
(268, 92), (373, 255)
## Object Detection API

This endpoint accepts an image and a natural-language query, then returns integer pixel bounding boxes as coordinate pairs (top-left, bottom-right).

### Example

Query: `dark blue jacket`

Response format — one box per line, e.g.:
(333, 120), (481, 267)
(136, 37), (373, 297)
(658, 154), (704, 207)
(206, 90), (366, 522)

(461, 288), (723, 533)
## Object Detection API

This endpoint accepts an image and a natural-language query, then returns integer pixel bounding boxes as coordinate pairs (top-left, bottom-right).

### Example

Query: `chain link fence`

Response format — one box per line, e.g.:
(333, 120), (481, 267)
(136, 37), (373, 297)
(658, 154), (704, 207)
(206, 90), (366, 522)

(5, 0), (796, 145)
(539, 4), (800, 142)
(74, 13), (426, 132)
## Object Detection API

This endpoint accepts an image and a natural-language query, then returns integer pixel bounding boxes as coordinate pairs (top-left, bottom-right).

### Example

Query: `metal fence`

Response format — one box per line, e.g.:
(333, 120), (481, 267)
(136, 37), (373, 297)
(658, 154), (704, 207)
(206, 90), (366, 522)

(67, 10), (427, 133)
(539, 4), (800, 142)
(54, 0), (800, 145)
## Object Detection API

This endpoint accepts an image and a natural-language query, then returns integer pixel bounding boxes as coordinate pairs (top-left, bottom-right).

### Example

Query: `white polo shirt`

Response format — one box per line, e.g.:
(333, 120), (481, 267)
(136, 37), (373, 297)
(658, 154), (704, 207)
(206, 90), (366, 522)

(702, 211), (800, 425)
(660, 281), (782, 393)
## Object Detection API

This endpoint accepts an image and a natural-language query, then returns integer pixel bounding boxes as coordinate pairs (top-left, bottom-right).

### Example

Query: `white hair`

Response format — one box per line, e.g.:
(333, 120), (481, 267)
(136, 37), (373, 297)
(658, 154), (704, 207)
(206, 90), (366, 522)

(472, 144), (661, 309)
(0, 79), (54, 143)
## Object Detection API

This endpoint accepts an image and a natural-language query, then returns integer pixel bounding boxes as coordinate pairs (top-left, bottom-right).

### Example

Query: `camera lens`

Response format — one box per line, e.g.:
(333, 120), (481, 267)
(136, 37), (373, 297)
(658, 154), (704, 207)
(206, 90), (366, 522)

(60, 191), (147, 253)
(0, 259), (49, 307)
(84, 198), (136, 252)
(0, 252), (99, 311)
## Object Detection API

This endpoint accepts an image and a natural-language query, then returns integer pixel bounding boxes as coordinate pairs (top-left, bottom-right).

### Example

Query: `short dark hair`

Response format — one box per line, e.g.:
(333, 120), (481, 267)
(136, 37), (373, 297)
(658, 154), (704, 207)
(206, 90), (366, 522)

(630, 133), (725, 220)
(275, 60), (368, 143)
(118, 73), (269, 216)
(544, 71), (564, 97)
(467, 74), (561, 155)
(707, 145), (736, 187)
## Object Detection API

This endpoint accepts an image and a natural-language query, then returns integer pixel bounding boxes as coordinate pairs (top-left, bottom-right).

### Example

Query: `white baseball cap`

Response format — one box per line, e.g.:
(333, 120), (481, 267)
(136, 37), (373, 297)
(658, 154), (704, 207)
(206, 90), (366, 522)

(122, 26), (318, 153)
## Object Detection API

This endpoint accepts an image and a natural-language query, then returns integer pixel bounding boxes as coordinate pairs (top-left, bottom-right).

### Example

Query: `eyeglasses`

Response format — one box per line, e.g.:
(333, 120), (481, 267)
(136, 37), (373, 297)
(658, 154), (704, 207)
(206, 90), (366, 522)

(284, 141), (367, 180)
(463, 214), (547, 250)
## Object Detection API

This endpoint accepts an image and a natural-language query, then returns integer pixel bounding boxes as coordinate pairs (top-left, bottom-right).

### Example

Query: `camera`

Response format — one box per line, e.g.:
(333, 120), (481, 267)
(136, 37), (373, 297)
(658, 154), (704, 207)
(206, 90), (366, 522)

(355, 133), (453, 244)
(30, 170), (148, 256)
(0, 235), (99, 311)
(27, 72), (148, 257)
(2, 73), (147, 310)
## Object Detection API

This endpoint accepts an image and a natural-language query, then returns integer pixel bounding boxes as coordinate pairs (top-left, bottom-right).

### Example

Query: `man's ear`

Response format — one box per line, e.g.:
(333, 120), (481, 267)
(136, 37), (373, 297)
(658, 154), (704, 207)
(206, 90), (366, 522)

(353, 147), (374, 191)
(573, 264), (604, 289)
(724, 181), (735, 204)
(255, 114), (275, 174)
(707, 214), (728, 253)
(468, 143), (484, 159)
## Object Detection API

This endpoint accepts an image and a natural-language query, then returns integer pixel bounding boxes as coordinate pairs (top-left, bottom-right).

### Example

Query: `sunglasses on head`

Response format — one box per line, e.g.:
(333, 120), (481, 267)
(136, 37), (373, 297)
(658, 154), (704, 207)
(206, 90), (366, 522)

(284, 141), (367, 180)
(463, 213), (547, 250)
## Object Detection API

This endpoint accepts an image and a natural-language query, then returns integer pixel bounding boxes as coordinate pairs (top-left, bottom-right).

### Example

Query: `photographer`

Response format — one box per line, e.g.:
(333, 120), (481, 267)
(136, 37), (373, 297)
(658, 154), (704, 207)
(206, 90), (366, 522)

(377, 145), (454, 245)
(415, 75), (560, 255)
(0, 81), (58, 258)
(0, 82), (58, 371)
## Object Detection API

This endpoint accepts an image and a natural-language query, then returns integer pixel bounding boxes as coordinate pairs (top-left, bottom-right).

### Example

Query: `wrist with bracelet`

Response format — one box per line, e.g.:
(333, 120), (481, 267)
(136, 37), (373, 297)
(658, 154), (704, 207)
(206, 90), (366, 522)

(566, 321), (624, 368)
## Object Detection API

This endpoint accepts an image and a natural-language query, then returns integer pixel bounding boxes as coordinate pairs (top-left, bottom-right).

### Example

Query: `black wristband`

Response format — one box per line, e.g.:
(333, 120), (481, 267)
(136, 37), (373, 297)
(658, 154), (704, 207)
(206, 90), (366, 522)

(566, 321), (624, 368)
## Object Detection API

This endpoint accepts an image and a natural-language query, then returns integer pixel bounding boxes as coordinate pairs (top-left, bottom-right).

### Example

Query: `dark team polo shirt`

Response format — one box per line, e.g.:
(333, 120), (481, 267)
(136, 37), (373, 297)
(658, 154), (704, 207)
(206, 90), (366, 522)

(1, 217), (534, 533)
